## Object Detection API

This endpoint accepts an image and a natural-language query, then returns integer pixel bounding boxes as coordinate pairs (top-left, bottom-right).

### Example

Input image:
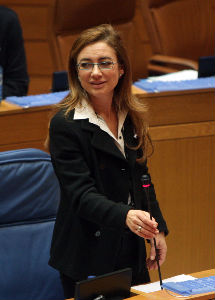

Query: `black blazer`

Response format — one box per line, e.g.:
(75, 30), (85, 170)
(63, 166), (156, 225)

(48, 109), (168, 280)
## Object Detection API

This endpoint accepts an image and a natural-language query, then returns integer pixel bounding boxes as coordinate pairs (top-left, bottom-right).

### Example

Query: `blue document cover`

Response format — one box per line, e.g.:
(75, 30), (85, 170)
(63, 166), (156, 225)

(162, 276), (215, 296)
(133, 76), (215, 93)
(6, 90), (69, 108)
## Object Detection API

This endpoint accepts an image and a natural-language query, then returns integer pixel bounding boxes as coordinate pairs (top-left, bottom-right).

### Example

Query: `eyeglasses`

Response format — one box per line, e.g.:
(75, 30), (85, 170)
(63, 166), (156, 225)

(77, 61), (117, 71)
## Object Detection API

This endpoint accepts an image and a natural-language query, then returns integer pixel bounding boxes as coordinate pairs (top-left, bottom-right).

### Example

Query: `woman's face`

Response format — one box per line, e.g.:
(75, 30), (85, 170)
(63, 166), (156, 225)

(76, 41), (124, 101)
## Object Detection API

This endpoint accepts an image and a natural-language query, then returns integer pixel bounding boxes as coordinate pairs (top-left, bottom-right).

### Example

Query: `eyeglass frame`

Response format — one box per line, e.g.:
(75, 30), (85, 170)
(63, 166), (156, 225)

(76, 61), (118, 71)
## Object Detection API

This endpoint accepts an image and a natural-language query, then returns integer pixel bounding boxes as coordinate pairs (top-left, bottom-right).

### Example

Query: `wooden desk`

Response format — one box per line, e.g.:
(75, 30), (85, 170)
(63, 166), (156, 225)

(0, 88), (214, 280)
(67, 270), (214, 300)
(139, 88), (215, 281)
(131, 269), (215, 300)
(0, 100), (22, 112)
(0, 101), (53, 152)
(1, 87), (213, 151)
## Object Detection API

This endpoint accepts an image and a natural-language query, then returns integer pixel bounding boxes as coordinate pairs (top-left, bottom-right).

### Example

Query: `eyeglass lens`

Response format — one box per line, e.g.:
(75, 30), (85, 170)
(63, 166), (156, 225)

(78, 61), (115, 70)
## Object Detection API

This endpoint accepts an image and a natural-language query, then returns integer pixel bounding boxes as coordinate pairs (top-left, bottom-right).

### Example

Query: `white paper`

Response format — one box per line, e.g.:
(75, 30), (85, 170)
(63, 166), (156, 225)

(132, 274), (196, 293)
(148, 70), (198, 82)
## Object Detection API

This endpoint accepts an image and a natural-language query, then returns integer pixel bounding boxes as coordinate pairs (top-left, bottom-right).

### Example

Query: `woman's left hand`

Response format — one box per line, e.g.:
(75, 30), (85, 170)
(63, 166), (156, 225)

(146, 232), (167, 270)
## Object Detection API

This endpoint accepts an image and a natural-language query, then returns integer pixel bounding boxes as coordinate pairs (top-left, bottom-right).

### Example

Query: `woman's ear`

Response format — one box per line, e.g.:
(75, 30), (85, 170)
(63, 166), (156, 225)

(119, 68), (125, 77)
(119, 68), (124, 78)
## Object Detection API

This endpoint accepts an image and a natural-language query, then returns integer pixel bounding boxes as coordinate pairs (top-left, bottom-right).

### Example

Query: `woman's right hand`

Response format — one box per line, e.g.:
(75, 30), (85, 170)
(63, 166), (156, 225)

(125, 209), (159, 239)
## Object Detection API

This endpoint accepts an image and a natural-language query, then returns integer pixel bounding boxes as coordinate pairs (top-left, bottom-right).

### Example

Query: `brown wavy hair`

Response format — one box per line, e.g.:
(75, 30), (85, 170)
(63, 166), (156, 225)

(48, 24), (152, 162)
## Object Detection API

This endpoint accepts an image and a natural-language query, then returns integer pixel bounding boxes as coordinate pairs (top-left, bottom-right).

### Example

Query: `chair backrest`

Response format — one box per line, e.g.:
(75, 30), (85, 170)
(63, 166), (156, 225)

(48, 0), (151, 81)
(141, 0), (215, 62)
(140, 0), (215, 75)
(0, 148), (64, 300)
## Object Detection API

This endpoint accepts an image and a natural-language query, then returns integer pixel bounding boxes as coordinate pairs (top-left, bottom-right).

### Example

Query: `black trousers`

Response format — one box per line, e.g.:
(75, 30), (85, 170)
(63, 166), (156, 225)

(60, 230), (142, 299)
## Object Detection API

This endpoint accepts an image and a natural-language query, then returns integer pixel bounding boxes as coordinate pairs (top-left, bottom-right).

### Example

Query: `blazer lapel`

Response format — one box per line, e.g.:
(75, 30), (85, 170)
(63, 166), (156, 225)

(81, 120), (126, 161)
(123, 116), (138, 168)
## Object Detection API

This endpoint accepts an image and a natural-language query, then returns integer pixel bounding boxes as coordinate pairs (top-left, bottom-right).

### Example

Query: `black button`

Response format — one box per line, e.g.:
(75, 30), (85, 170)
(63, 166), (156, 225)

(95, 230), (101, 237)
(119, 136), (122, 139)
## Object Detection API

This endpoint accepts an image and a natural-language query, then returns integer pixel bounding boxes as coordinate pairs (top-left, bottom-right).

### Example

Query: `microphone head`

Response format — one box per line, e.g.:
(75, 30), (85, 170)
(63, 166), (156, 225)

(141, 174), (150, 187)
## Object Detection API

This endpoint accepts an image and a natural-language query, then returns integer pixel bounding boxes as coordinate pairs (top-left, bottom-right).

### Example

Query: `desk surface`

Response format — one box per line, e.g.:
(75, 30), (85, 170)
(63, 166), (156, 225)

(0, 85), (146, 114)
(67, 270), (215, 300)
(1, 87), (214, 124)
(130, 269), (215, 300)
(0, 100), (22, 113)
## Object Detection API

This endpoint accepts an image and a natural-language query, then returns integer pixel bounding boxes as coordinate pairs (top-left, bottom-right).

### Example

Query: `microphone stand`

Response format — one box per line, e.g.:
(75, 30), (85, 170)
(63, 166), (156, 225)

(141, 174), (163, 290)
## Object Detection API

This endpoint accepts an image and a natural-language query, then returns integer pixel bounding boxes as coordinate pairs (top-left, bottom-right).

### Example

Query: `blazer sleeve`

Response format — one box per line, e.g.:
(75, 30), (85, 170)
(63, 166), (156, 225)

(49, 112), (131, 231)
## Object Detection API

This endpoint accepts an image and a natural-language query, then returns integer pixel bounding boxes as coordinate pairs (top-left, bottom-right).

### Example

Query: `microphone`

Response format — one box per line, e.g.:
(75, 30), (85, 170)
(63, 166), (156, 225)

(141, 174), (163, 289)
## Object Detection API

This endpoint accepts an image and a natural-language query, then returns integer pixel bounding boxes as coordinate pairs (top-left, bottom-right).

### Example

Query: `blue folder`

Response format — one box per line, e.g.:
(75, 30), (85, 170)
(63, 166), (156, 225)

(5, 76), (215, 108)
(133, 76), (215, 93)
(6, 90), (69, 108)
(162, 276), (215, 296)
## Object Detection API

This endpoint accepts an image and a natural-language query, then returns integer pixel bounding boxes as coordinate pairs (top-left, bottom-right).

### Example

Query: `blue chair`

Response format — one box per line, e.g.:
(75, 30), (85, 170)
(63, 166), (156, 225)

(0, 148), (64, 300)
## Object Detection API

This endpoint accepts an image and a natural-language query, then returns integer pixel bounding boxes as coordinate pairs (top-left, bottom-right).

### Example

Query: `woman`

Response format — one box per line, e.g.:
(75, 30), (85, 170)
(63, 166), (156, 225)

(48, 24), (168, 299)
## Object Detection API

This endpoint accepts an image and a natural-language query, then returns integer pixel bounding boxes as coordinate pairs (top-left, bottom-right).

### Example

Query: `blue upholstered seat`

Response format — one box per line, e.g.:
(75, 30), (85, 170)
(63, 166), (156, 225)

(0, 148), (64, 300)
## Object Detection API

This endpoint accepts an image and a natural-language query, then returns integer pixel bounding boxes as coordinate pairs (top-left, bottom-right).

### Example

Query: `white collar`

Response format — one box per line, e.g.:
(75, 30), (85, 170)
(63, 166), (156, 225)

(74, 99), (98, 124)
(74, 99), (127, 142)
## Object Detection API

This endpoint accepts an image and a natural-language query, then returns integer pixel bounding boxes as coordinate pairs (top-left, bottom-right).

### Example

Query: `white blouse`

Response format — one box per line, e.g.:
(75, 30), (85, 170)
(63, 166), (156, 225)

(74, 99), (127, 157)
